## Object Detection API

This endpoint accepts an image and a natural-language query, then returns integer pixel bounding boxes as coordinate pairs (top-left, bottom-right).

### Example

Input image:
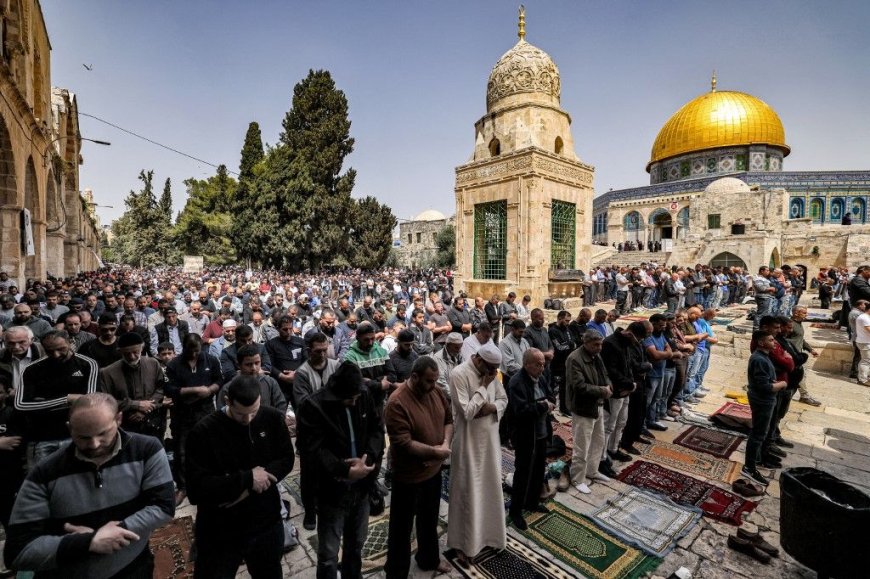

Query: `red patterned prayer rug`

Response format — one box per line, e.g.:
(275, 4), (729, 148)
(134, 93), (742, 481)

(673, 425), (743, 459)
(617, 460), (757, 525)
(150, 516), (195, 578)
(710, 402), (752, 433)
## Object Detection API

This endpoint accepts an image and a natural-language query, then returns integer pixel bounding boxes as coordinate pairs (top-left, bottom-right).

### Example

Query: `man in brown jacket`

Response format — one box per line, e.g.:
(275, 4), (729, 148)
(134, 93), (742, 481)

(566, 329), (612, 494)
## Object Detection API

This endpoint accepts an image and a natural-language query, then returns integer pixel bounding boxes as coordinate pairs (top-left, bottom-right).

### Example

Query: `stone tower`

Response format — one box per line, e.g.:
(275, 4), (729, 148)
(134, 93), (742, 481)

(453, 7), (594, 304)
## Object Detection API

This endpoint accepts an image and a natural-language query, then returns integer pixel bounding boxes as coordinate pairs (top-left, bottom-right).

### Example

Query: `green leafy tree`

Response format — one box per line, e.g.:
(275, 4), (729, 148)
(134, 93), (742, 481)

(435, 224), (456, 267)
(108, 171), (180, 266)
(173, 170), (238, 264)
(233, 123), (265, 263)
(347, 196), (397, 269)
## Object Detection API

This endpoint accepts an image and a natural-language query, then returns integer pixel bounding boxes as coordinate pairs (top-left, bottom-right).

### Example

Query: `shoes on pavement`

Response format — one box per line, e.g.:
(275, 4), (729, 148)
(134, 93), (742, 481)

(591, 472), (611, 483)
(693, 391), (707, 398)
(662, 415), (676, 422)
(303, 511), (317, 531)
(767, 445), (787, 458)
(598, 461), (618, 479)
(574, 482), (592, 494)
(736, 527), (780, 557)
(640, 429), (656, 439)
(637, 436), (655, 445)
(727, 534), (771, 564)
(740, 467), (769, 487)
(647, 422), (668, 431)
(732, 478), (765, 498)
(509, 513), (528, 530)
(698, 387), (710, 393)
(610, 449), (633, 461)
(773, 436), (794, 448)
(798, 396), (822, 407)
(760, 456), (782, 469)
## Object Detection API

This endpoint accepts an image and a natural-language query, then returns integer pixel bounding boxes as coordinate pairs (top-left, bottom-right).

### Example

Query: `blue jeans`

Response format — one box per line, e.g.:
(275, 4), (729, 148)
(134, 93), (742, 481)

(645, 376), (664, 426)
(691, 348), (711, 393)
(745, 398), (776, 471)
(754, 297), (772, 329)
(317, 488), (370, 579)
(682, 352), (703, 401)
(657, 368), (677, 419)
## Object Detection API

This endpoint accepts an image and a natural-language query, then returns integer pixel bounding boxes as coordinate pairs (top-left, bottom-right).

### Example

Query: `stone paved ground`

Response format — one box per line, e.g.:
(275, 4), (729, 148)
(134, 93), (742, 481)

(4, 302), (866, 579)
(214, 304), (868, 578)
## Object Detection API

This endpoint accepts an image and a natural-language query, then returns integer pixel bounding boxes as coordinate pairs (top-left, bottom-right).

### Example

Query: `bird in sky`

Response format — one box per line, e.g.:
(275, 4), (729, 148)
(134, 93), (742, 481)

(82, 63), (93, 71)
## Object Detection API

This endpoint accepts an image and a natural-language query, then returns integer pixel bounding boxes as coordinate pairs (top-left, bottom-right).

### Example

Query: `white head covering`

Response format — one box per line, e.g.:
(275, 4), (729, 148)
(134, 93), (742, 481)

(477, 342), (502, 365)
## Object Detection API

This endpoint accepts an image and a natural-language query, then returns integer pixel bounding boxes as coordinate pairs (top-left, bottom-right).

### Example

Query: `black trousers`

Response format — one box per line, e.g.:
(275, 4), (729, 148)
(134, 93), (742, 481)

(385, 471), (442, 579)
(195, 521), (284, 579)
(300, 452), (317, 515)
(510, 434), (547, 517)
(620, 386), (647, 447)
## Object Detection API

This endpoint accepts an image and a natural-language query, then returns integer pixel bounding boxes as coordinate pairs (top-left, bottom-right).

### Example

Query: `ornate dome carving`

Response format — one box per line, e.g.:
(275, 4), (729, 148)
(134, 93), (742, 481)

(486, 40), (561, 111)
(705, 177), (751, 196)
(649, 86), (789, 168)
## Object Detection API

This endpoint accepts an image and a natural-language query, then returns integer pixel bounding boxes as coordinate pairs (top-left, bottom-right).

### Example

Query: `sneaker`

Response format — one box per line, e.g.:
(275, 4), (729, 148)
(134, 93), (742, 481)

(799, 396), (822, 407)
(767, 445), (787, 458)
(647, 422), (668, 431)
(773, 436), (794, 448)
(574, 482), (592, 494)
(667, 409), (681, 417)
(693, 391), (707, 398)
(741, 467), (769, 486)
(760, 457), (782, 469)
(591, 472), (611, 483)
(698, 387), (710, 393)
(662, 415), (676, 422)
(684, 396), (699, 404)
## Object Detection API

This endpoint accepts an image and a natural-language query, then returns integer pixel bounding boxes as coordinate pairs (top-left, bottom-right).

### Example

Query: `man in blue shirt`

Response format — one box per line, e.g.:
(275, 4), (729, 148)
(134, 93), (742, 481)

(643, 314), (673, 433)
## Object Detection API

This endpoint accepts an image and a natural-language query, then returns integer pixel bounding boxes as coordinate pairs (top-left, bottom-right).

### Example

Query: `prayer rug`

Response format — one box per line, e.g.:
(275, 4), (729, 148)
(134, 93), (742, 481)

(710, 401), (753, 433)
(518, 499), (660, 579)
(150, 516), (195, 578)
(678, 409), (747, 439)
(636, 441), (742, 483)
(591, 488), (702, 558)
(617, 460), (758, 526)
(357, 510), (446, 573)
(446, 534), (574, 579)
(281, 471), (303, 505)
(673, 425), (743, 459)
(550, 421), (573, 463)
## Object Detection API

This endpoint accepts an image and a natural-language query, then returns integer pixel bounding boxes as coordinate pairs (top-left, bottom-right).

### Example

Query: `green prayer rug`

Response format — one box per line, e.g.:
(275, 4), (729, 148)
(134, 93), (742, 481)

(517, 500), (661, 579)
(358, 509), (447, 574)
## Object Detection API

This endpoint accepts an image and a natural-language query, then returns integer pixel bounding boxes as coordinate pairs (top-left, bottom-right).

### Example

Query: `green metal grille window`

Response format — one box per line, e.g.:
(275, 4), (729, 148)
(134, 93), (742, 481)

(473, 200), (507, 279)
(551, 200), (576, 269)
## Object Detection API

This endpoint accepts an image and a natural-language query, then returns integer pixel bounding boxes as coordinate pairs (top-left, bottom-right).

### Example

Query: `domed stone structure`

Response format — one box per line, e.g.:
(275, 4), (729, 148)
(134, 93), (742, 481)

(454, 7), (594, 305)
(647, 76), (790, 184)
(486, 39), (561, 111)
(704, 177), (752, 196)
(414, 209), (447, 222)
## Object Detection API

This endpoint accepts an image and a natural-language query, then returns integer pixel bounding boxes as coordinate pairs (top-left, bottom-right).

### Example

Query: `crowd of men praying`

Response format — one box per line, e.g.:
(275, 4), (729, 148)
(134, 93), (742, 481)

(0, 262), (853, 578)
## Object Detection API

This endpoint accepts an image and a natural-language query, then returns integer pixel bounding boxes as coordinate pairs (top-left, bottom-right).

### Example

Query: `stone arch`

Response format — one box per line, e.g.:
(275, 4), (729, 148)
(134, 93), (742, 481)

(23, 156), (39, 278)
(789, 198), (804, 219)
(554, 136), (564, 155)
(623, 210), (642, 231)
(851, 198), (866, 224)
(488, 137), (501, 157)
(830, 197), (845, 223)
(0, 113), (16, 205)
(676, 206), (689, 239)
(648, 208), (671, 225)
(809, 198), (825, 223)
(710, 252), (747, 270)
(769, 247), (781, 269)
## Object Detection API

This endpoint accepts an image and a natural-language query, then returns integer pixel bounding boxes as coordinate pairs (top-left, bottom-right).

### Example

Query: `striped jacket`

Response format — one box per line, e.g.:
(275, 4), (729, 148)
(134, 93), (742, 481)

(3, 430), (174, 577)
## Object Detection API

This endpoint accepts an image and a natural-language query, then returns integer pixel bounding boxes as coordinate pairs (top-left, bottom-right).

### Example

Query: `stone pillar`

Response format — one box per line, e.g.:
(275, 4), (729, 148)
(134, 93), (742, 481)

(0, 207), (22, 284)
(46, 231), (65, 277)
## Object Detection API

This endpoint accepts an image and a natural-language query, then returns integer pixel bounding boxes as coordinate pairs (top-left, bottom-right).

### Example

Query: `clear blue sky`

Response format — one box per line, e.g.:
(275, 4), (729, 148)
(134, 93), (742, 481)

(42, 0), (870, 225)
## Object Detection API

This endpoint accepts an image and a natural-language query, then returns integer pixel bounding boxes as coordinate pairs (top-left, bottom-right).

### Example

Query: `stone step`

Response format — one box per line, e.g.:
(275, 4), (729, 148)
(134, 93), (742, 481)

(593, 251), (671, 268)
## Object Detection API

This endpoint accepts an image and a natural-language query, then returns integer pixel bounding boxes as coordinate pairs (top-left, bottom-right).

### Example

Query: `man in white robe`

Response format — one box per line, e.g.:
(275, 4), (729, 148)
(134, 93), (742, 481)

(446, 342), (508, 561)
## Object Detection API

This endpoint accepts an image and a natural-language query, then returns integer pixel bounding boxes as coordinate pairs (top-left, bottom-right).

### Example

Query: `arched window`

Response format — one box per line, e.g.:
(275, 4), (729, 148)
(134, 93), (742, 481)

(623, 211), (641, 231)
(809, 198), (824, 224)
(648, 208), (671, 226)
(488, 138), (501, 157)
(0, 114), (16, 206)
(710, 252), (747, 270)
(789, 198), (805, 219)
(554, 136), (564, 155)
(852, 198), (866, 224)
(830, 198), (845, 222)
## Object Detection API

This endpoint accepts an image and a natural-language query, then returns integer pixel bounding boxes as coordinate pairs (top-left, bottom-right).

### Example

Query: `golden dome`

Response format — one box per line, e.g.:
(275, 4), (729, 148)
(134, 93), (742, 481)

(648, 89), (789, 170)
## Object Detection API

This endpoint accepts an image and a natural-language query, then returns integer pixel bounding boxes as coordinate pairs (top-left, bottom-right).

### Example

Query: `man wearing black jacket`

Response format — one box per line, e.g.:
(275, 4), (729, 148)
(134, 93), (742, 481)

(548, 310), (575, 415)
(600, 322), (648, 458)
(298, 362), (384, 579)
(186, 375), (295, 579)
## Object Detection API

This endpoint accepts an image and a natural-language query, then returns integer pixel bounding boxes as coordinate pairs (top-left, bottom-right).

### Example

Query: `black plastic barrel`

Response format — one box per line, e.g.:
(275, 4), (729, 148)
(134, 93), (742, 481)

(780, 467), (870, 578)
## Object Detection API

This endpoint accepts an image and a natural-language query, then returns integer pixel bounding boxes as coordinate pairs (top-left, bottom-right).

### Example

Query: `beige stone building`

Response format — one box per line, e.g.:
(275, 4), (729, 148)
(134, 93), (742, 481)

(453, 9), (594, 304)
(395, 209), (454, 268)
(0, 1), (101, 285)
(592, 77), (870, 273)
